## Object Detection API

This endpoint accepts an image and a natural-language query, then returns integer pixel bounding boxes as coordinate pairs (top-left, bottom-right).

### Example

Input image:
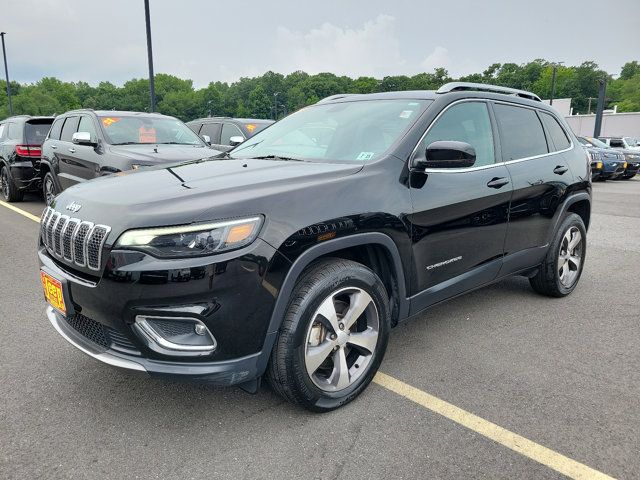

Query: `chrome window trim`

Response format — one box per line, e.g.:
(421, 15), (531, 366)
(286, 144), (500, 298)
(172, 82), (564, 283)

(409, 98), (575, 174)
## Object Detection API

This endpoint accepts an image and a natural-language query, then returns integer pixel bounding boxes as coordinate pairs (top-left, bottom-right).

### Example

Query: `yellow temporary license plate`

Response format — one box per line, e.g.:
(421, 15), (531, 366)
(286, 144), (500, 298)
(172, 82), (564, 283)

(41, 270), (66, 316)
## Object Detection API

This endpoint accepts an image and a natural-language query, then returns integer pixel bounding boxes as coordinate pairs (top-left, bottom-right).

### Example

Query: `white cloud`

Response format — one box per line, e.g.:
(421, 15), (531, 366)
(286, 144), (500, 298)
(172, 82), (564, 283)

(273, 14), (406, 78)
(421, 46), (451, 72)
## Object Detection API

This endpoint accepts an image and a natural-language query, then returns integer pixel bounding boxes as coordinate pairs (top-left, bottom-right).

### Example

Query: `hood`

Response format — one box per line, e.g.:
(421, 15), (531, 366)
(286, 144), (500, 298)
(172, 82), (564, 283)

(107, 144), (218, 164)
(51, 158), (363, 236)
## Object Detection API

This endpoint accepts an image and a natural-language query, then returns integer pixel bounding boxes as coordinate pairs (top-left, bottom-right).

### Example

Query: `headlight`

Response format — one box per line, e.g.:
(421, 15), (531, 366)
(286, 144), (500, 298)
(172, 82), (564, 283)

(623, 162), (628, 168)
(115, 216), (263, 258)
(596, 162), (603, 169)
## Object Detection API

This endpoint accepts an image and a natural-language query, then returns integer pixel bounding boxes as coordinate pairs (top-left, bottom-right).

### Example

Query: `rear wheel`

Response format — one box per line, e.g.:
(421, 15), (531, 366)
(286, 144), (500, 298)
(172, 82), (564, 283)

(530, 213), (586, 297)
(1, 166), (24, 202)
(267, 259), (390, 412)
(42, 172), (58, 206)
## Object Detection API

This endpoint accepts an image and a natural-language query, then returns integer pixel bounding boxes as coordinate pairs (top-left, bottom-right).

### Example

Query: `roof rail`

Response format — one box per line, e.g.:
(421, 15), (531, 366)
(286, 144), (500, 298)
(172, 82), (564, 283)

(436, 82), (541, 102)
(317, 94), (354, 104)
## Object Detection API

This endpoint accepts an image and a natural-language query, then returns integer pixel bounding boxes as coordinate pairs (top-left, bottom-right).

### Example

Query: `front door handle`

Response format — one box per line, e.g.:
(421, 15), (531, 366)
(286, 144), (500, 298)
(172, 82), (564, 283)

(487, 177), (510, 189)
(68, 147), (76, 153)
(553, 165), (568, 175)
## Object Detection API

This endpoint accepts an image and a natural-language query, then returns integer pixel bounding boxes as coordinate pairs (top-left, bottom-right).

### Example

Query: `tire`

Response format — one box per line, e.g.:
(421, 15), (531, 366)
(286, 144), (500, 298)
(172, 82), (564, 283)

(1, 165), (24, 202)
(529, 213), (586, 297)
(267, 258), (391, 412)
(42, 172), (58, 206)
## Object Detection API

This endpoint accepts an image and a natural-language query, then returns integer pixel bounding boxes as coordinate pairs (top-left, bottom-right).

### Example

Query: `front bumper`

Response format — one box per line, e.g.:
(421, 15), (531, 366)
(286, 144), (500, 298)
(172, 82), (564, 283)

(47, 306), (275, 384)
(40, 238), (291, 384)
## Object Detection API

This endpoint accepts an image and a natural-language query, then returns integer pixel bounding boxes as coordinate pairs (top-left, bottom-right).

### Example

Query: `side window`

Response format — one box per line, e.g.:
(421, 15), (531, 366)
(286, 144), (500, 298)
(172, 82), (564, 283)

(421, 101), (495, 167)
(0, 124), (5, 140)
(60, 117), (80, 142)
(7, 123), (20, 140)
(200, 123), (221, 143)
(48, 118), (64, 140)
(494, 104), (548, 161)
(609, 139), (624, 148)
(221, 123), (244, 145)
(78, 116), (98, 142)
(539, 112), (570, 151)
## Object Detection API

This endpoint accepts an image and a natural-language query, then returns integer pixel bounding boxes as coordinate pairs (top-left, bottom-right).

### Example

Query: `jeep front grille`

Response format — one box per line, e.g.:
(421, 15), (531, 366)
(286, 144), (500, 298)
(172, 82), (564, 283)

(40, 206), (111, 271)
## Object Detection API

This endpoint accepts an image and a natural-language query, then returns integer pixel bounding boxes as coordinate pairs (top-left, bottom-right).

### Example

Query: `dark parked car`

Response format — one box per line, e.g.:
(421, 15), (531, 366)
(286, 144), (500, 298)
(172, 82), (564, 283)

(39, 83), (591, 411)
(40, 110), (217, 205)
(187, 117), (274, 151)
(598, 136), (640, 152)
(0, 115), (54, 202)
(579, 136), (633, 180)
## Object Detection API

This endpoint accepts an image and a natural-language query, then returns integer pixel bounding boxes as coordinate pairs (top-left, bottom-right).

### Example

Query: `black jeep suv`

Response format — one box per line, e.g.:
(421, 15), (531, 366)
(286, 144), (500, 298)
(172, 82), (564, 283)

(40, 110), (216, 205)
(38, 83), (591, 411)
(0, 115), (54, 202)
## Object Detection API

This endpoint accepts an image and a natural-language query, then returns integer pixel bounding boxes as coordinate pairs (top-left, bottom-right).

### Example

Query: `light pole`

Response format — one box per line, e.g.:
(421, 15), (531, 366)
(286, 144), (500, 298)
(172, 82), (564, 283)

(273, 92), (280, 120)
(549, 61), (564, 106)
(593, 78), (607, 138)
(144, 0), (156, 112)
(0, 32), (13, 115)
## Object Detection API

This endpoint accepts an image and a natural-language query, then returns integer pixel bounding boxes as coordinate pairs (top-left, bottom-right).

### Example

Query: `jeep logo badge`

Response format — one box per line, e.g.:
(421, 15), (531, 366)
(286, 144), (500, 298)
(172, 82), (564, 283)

(65, 201), (82, 213)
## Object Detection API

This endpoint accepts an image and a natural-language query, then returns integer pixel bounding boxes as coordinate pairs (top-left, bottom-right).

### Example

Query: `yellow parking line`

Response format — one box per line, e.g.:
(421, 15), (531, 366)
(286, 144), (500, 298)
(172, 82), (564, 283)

(0, 200), (41, 223)
(373, 372), (615, 480)
(0, 197), (616, 479)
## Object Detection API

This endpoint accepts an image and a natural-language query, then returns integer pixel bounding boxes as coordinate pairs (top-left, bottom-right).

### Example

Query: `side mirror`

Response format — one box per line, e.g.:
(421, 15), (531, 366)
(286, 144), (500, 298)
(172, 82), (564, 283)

(413, 140), (476, 169)
(229, 136), (244, 147)
(201, 134), (211, 145)
(72, 131), (96, 146)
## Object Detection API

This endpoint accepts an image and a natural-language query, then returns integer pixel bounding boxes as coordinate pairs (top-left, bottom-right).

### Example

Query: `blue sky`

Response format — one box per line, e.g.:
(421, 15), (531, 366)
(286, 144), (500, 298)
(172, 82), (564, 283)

(2, 0), (639, 87)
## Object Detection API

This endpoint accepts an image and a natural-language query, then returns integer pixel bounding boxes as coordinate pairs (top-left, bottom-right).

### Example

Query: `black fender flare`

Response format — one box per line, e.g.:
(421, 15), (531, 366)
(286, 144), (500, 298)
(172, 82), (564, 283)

(255, 232), (409, 377)
(38, 159), (63, 192)
(545, 191), (591, 244)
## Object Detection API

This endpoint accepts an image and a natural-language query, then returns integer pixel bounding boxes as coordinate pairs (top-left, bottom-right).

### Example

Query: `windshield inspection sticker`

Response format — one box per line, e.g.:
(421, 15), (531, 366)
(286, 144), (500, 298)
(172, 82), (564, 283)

(399, 110), (414, 118)
(357, 152), (375, 161)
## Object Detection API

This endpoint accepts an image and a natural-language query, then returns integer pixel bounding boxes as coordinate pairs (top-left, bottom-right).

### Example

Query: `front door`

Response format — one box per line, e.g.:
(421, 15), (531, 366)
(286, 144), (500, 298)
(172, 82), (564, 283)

(408, 100), (512, 312)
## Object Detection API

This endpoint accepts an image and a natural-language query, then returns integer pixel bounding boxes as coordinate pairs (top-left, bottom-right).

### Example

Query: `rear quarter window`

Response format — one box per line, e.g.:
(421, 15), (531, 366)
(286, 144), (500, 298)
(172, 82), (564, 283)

(539, 112), (570, 151)
(48, 118), (65, 140)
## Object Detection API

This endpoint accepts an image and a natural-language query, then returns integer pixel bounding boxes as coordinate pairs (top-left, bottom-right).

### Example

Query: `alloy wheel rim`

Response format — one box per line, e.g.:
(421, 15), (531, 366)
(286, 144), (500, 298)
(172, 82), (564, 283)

(304, 286), (379, 392)
(558, 226), (582, 287)
(44, 178), (55, 206)
(1, 170), (9, 199)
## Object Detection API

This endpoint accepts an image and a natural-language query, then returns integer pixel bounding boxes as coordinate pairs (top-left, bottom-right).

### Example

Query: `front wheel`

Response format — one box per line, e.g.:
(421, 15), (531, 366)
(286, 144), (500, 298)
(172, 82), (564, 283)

(530, 213), (586, 297)
(267, 259), (390, 412)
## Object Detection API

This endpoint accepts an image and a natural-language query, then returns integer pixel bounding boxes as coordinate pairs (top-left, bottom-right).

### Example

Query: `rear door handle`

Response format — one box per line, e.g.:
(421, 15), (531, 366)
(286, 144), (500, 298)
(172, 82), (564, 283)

(553, 165), (568, 175)
(68, 147), (76, 153)
(487, 177), (510, 189)
(51, 144), (58, 150)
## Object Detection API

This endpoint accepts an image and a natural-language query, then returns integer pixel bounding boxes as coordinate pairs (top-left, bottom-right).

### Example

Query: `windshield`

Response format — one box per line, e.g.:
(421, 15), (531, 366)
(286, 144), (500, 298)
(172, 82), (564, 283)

(584, 137), (610, 149)
(99, 115), (204, 146)
(623, 137), (638, 146)
(230, 99), (431, 162)
(24, 120), (53, 145)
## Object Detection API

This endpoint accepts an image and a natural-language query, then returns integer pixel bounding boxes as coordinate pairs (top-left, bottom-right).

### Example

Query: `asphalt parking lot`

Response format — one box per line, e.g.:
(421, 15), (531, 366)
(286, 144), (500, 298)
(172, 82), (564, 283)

(1, 179), (639, 480)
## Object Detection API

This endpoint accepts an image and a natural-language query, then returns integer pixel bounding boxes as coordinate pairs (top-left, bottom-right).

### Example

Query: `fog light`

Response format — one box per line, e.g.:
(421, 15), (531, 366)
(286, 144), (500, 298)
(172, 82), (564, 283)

(133, 315), (217, 357)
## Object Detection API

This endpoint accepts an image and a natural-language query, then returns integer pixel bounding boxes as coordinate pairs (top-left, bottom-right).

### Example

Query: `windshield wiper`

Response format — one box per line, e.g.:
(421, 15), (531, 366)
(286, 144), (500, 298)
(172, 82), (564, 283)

(112, 141), (142, 145)
(251, 155), (306, 162)
(155, 142), (199, 145)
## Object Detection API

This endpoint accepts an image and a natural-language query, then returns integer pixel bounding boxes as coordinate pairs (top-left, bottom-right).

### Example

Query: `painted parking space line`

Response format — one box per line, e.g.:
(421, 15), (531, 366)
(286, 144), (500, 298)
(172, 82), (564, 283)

(0, 200), (42, 223)
(373, 372), (615, 480)
(0, 199), (616, 479)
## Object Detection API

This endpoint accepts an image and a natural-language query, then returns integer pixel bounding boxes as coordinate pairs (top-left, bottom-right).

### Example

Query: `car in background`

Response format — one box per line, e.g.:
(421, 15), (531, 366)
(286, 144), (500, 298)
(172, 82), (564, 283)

(187, 117), (274, 152)
(598, 136), (640, 152)
(585, 148), (603, 181)
(578, 136), (629, 180)
(40, 110), (217, 205)
(0, 115), (54, 202)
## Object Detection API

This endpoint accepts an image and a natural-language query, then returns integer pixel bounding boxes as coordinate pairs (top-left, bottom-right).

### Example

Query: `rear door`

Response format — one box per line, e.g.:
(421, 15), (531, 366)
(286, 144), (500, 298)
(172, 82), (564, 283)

(495, 102), (574, 273)
(408, 100), (512, 311)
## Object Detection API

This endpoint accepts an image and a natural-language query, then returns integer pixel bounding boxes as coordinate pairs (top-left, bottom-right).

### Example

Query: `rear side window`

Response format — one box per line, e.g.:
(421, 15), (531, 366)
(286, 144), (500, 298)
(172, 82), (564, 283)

(7, 123), (20, 140)
(539, 112), (570, 151)
(421, 101), (495, 167)
(200, 122), (221, 143)
(0, 124), (5, 139)
(494, 104), (548, 161)
(609, 139), (624, 148)
(60, 117), (80, 142)
(25, 120), (53, 145)
(221, 123), (244, 145)
(48, 118), (64, 140)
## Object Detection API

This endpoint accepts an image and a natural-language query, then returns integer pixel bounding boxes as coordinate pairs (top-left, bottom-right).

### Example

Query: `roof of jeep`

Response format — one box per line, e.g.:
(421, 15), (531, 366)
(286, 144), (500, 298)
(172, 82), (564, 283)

(60, 109), (176, 119)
